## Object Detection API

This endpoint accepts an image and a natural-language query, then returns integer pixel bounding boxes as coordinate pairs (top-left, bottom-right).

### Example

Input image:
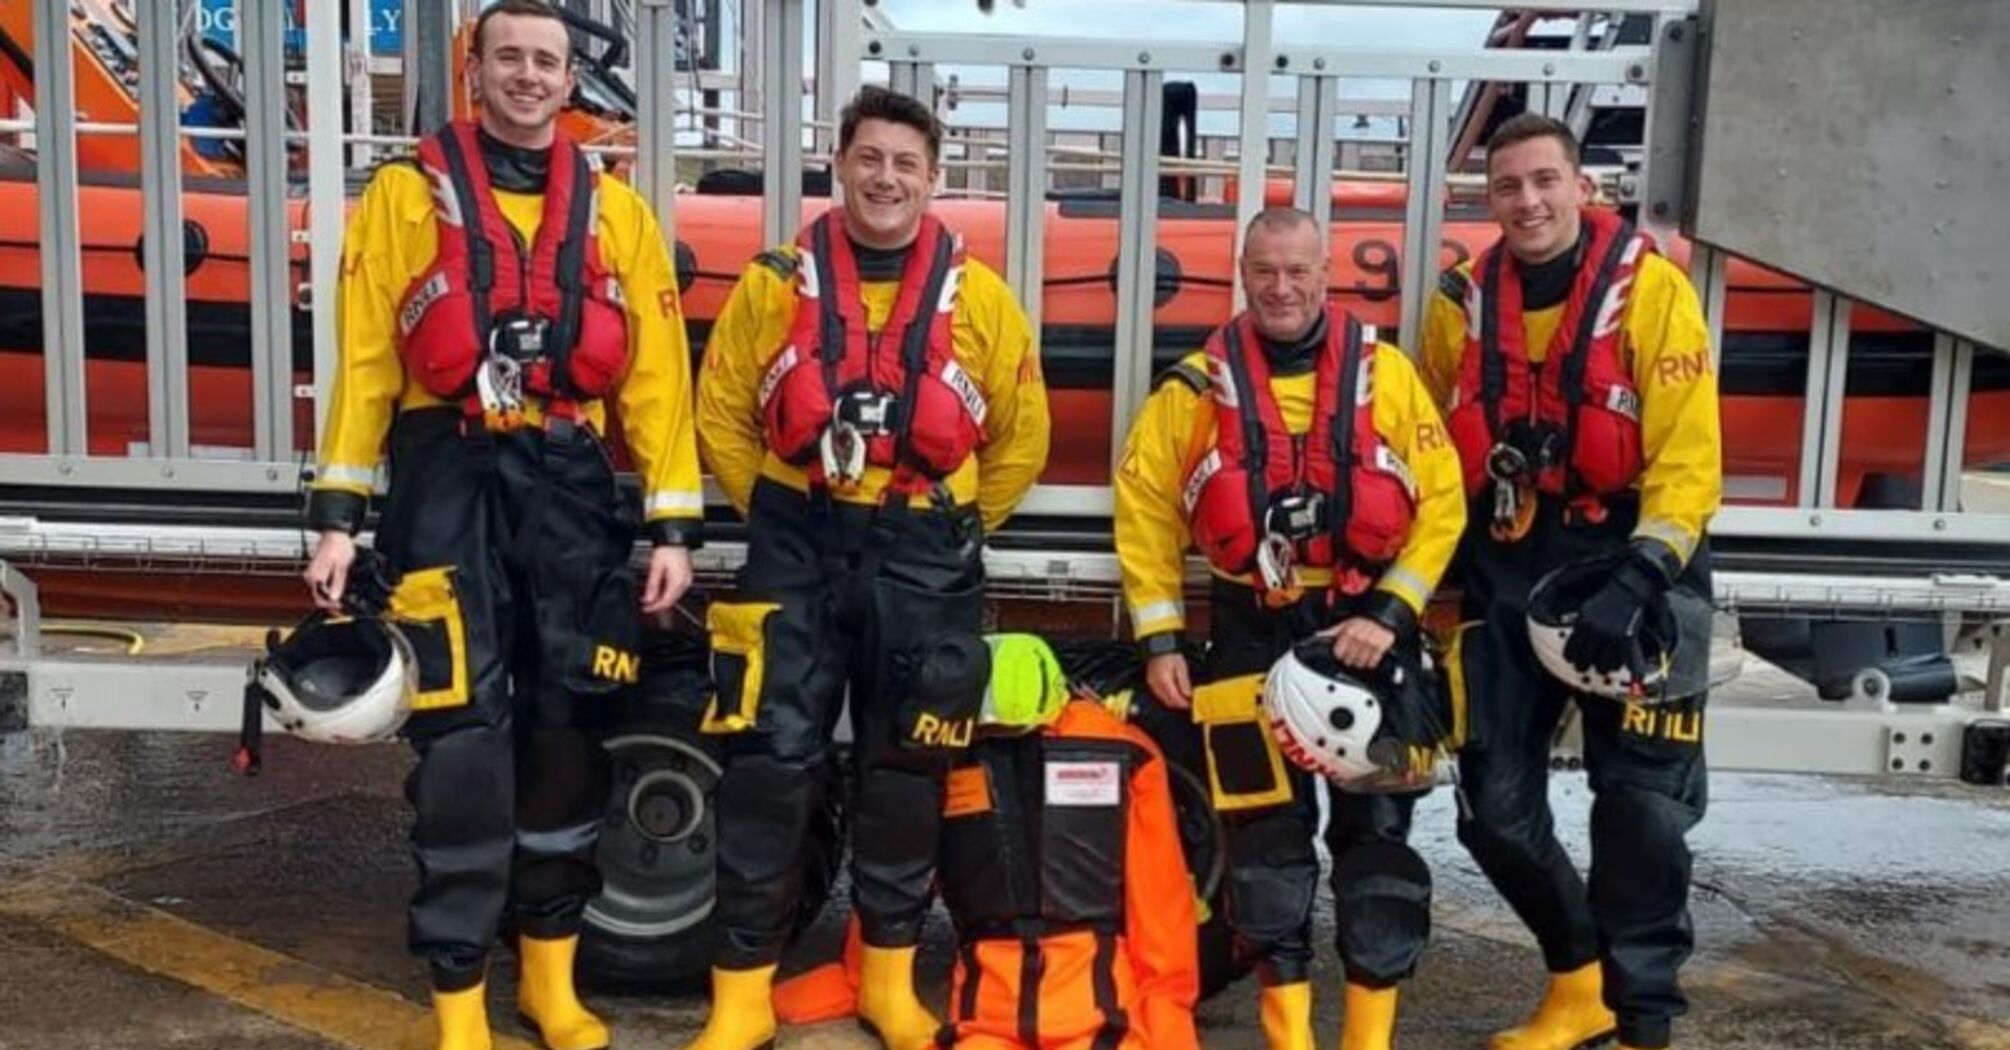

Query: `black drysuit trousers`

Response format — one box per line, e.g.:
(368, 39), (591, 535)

(1452, 496), (1709, 1050)
(375, 408), (637, 991)
(712, 478), (985, 969)
(1205, 578), (1435, 990)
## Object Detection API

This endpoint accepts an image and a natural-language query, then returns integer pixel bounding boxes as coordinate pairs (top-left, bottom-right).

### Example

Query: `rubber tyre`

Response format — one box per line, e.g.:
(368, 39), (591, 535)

(575, 630), (847, 991)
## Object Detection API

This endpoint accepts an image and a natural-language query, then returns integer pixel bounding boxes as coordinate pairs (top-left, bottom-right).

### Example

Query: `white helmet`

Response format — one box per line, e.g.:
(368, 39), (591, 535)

(1526, 552), (1680, 702)
(254, 614), (414, 744)
(1262, 641), (1397, 785)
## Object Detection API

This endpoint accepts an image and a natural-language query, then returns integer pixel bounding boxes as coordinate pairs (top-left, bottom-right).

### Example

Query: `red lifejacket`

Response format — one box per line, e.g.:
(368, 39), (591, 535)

(757, 210), (982, 490)
(1183, 308), (1417, 594)
(396, 121), (629, 409)
(1444, 207), (1649, 500)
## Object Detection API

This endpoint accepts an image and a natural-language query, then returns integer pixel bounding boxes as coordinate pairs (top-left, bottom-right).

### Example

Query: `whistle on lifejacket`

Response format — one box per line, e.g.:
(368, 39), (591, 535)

(820, 421), (868, 491)
(476, 353), (526, 432)
(1256, 531), (1305, 608)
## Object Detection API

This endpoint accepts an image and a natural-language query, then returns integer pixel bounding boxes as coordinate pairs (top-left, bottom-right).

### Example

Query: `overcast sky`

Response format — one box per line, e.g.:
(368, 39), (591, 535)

(857, 2), (1502, 136)
(871, 1), (1495, 47)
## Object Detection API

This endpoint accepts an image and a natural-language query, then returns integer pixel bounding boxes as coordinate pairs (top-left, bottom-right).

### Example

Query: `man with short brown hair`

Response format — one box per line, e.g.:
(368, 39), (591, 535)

(1420, 112), (1722, 1050)
(687, 85), (1049, 1050)
(305, 2), (702, 1046)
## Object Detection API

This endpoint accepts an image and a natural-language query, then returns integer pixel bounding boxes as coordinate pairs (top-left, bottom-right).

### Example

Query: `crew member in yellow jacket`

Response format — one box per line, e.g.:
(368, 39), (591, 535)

(1419, 113), (1722, 1050)
(686, 85), (1049, 1050)
(301, 3), (702, 1048)
(1114, 207), (1465, 1050)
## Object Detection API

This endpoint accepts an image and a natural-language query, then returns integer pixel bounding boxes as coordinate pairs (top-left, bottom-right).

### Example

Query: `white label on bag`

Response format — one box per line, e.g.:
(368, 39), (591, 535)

(1046, 761), (1121, 807)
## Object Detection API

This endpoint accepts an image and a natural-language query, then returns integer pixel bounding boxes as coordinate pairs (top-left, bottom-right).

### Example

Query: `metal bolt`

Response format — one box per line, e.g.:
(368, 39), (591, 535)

(265, 467), (279, 481)
(1221, 52), (1237, 69)
(1669, 23), (1686, 42)
(1543, 62), (1555, 76)
(1313, 57), (1326, 71)
(1809, 514), (1823, 527)
(1274, 54), (1289, 69)
(162, 466), (175, 479)
(57, 461), (73, 475)
(867, 40), (882, 55)
(1934, 517), (1948, 530)
(1022, 47), (1035, 61)
(1139, 51), (1152, 64)
(907, 44), (920, 57)
(1628, 63), (1645, 81)
(1428, 59), (1442, 73)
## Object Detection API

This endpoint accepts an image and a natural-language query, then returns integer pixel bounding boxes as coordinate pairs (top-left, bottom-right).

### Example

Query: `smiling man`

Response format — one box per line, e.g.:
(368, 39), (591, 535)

(1113, 208), (1465, 1050)
(1419, 113), (1722, 1050)
(689, 85), (1048, 1050)
(303, 2), (702, 1048)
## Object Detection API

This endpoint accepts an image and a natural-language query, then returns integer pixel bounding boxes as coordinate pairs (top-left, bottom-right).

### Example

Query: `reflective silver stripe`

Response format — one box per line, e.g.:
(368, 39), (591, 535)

(757, 345), (799, 410)
(1131, 599), (1182, 628)
(646, 490), (706, 515)
(1181, 448), (1223, 513)
(517, 822), (600, 856)
(1634, 518), (1698, 563)
(316, 463), (377, 489)
(1372, 444), (1418, 500)
(939, 359), (990, 427)
(1377, 564), (1431, 607)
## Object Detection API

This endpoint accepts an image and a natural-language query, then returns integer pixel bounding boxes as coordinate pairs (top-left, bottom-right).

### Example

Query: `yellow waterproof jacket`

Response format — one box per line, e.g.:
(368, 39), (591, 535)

(1420, 251), (1722, 565)
(1114, 335), (1466, 641)
(695, 235), (1049, 531)
(309, 158), (704, 543)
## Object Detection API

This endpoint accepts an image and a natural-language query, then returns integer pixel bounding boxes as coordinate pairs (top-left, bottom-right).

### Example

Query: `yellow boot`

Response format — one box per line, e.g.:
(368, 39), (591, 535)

(1489, 962), (1617, 1050)
(433, 982), (493, 1050)
(517, 935), (610, 1050)
(1339, 982), (1398, 1050)
(1258, 981), (1315, 1050)
(684, 965), (778, 1050)
(856, 944), (939, 1050)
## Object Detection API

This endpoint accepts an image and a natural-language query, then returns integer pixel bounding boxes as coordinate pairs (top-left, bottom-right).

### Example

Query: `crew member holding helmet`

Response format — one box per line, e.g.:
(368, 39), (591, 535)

(1113, 206), (1465, 1050)
(299, 2), (704, 1046)
(1420, 113), (1721, 1050)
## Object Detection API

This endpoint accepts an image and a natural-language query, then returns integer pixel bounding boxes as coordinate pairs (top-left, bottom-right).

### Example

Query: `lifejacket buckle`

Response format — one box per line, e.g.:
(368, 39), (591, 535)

(1256, 531), (1302, 606)
(1484, 442), (1530, 484)
(833, 390), (897, 436)
(476, 353), (526, 432)
(820, 420), (868, 490)
(489, 312), (551, 364)
(1489, 478), (1536, 543)
(1264, 492), (1326, 542)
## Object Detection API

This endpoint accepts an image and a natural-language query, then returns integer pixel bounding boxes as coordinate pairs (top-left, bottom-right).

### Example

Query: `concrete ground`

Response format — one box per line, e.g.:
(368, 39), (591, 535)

(3, 722), (2007, 1050)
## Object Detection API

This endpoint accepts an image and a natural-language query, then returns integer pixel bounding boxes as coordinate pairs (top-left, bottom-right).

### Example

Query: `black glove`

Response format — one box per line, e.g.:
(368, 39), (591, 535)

(341, 547), (399, 619)
(1561, 544), (1676, 675)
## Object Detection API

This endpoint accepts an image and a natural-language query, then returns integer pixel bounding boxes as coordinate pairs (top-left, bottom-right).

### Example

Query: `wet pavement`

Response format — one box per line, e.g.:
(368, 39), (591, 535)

(2, 726), (2007, 1049)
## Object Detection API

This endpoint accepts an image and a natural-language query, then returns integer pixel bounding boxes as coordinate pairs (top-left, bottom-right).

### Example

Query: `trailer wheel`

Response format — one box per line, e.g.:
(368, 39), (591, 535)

(575, 631), (847, 991)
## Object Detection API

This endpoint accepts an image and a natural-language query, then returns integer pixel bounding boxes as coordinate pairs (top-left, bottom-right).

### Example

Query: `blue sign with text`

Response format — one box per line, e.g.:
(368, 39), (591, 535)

(198, 0), (405, 56)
